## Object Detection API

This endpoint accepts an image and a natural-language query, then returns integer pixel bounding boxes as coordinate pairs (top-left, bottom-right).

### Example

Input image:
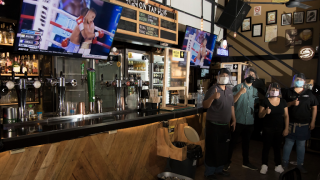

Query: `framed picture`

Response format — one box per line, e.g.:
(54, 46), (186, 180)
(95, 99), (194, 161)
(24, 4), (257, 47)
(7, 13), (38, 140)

(306, 9), (318, 23)
(252, 23), (262, 37)
(285, 28), (313, 47)
(281, 13), (292, 26)
(293, 11), (304, 24)
(241, 17), (251, 32)
(265, 25), (277, 42)
(266, 10), (277, 25)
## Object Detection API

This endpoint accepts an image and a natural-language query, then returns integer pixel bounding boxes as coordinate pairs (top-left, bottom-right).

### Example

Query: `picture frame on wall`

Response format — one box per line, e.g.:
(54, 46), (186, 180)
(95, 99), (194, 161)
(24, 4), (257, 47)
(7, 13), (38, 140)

(265, 25), (277, 43)
(293, 11), (304, 24)
(266, 10), (277, 25)
(241, 17), (251, 32)
(281, 13), (292, 26)
(252, 23), (262, 37)
(306, 9), (318, 23)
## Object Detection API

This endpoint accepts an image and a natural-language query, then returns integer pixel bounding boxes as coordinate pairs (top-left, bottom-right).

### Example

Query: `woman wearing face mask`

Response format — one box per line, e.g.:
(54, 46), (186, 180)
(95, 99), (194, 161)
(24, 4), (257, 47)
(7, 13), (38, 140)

(259, 82), (289, 174)
(281, 73), (318, 173)
(203, 68), (236, 179)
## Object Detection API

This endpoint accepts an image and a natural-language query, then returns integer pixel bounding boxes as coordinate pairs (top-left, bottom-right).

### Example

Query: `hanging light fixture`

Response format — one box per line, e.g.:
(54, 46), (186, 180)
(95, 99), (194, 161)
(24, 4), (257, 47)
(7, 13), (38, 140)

(200, 0), (203, 31)
(145, 0), (149, 5)
(234, 32), (237, 38)
(201, 16), (204, 31)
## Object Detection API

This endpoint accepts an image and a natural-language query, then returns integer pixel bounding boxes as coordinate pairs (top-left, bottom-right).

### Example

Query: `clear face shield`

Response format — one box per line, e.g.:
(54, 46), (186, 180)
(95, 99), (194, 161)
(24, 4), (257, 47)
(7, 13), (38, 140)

(291, 73), (306, 88)
(266, 82), (282, 98)
(217, 68), (233, 86)
(244, 67), (259, 84)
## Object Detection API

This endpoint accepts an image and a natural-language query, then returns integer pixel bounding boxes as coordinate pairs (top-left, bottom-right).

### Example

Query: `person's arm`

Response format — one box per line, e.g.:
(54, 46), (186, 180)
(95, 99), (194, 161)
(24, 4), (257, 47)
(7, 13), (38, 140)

(259, 106), (267, 118)
(283, 107), (289, 136)
(203, 88), (220, 109)
(82, 23), (96, 40)
(233, 84), (246, 103)
(287, 99), (299, 107)
(230, 106), (236, 132)
(310, 106), (317, 130)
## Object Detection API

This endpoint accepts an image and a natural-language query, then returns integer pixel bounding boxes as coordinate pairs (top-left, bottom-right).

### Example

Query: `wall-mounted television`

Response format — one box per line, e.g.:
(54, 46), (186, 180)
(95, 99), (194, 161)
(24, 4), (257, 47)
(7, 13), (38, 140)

(181, 26), (217, 68)
(14, 0), (122, 60)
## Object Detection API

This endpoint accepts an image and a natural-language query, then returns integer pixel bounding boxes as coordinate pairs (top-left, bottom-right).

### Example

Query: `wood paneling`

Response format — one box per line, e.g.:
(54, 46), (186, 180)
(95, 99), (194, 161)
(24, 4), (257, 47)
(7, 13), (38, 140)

(0, 114), (205, 180)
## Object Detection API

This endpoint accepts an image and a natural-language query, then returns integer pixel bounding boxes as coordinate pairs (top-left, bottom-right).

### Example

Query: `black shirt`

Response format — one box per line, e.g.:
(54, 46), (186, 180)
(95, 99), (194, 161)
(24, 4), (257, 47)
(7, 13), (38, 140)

(282, 88), (319, 123)
(260, 98), (287, 128)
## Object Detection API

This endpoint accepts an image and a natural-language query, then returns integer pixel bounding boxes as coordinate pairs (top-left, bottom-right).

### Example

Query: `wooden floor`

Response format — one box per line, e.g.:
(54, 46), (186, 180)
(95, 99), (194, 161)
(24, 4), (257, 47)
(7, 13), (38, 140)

(195, 140), (320, 180)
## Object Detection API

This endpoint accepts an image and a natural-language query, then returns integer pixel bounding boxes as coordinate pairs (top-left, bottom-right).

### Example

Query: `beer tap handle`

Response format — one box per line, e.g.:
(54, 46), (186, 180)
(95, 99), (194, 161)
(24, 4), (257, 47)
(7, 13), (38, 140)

(60, 71), (63, 78)
(11, 70), (15, 80)
(24, 71), (28, 79)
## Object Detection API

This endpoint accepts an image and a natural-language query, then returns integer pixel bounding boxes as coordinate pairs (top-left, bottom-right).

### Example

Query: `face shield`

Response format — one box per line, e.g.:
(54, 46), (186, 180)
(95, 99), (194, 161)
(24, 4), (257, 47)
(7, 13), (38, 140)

(266, 82), (282, 98)
(291, 73), (306, 88)
(244, 67), (259, 84)
(217, 68), (233, 85)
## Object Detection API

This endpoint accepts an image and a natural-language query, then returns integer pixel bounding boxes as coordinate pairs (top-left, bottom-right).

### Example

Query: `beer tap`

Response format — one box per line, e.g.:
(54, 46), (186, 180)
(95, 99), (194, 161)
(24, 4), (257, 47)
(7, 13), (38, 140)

(46, 71), (77, 116)
(134, 78), (149, 110)
(111, 74), (131, 111)
(6, 71), (41, 122)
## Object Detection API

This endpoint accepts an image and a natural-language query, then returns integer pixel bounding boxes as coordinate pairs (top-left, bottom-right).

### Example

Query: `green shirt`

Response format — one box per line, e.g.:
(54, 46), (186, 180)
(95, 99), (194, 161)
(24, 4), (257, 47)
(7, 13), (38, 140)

(232, 82), (259, 125)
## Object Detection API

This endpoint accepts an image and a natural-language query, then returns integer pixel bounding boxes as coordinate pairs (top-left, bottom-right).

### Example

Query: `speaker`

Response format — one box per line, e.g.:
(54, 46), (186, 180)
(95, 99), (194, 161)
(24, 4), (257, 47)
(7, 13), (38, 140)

(216, 0), (251, 32)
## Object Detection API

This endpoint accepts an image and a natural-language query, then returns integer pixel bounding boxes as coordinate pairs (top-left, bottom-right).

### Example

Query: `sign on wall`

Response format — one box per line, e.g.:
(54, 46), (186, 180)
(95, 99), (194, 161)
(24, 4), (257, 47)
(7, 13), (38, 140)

(299, 46), (315, 61)
(172, 50), (184, 61)
(254, 6), (261, 16)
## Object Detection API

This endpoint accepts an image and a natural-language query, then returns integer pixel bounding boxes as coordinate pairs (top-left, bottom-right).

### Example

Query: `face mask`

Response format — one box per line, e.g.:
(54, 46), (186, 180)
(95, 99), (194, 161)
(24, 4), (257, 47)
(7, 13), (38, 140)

(269, 91), (279, 97)
(294, 80), (304, 87)
(245, 76), (255, 83)
(218, 77), (229, 84)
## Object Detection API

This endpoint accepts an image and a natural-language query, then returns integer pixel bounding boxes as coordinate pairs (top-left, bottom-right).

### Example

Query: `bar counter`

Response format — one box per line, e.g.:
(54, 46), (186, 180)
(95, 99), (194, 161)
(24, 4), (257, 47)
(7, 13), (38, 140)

(0, 107), (206, 180)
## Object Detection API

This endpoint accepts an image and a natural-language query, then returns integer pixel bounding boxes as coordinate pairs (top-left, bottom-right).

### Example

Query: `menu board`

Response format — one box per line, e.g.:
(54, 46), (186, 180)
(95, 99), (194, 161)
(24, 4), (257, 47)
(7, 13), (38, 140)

(118, 19), (136, 32)
(139, 12), (159, 26)
(161, 30), (176, 41)
(139, 24), (158, 37)
(161, 19), (176, 31)
(122, 7), (137, 20)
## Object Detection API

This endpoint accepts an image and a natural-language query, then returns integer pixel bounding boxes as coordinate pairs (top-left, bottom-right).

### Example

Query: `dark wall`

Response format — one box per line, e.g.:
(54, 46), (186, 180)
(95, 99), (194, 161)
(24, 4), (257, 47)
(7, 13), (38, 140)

(0, 0), (21, 20)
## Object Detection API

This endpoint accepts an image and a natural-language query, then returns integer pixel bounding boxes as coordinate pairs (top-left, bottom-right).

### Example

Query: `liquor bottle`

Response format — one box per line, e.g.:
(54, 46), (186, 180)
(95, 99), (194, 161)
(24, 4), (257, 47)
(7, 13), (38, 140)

(6, 52), (11, 74)
(2, 24), (7, 44)
(0, 24), (3, 44)
(12, 56), (20, 74)
(8, 25), (14, 44)
(28, 55), (33, 74)
(0, 53), (5, 73)
(32, 55), (38, 74)
(22, 55), (28, 73)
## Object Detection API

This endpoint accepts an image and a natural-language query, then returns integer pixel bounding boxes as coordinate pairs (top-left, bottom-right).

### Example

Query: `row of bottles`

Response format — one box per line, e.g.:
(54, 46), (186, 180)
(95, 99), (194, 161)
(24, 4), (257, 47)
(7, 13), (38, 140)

(0, 23), (15, 44)
(0, 52), (38, 74)
(128, 73), (142, 80)
(153, 73), (163, 84)
(154, 63), (164, 72)
(128, 61), (146, 71)
(154, 86), (163, 96)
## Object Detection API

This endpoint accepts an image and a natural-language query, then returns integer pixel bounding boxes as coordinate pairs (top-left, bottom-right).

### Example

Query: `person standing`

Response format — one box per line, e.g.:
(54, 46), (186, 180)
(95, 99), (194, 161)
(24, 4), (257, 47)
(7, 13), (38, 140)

(225, 67), (259, 171)
(282, 73), (318, 173)
(259, 82), (289, 174)
(203, 68), (236, 180)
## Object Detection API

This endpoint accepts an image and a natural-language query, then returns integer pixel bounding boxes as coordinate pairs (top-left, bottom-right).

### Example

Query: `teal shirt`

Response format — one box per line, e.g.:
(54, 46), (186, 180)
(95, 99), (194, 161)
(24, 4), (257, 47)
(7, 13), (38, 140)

(232, 82), (259, 125)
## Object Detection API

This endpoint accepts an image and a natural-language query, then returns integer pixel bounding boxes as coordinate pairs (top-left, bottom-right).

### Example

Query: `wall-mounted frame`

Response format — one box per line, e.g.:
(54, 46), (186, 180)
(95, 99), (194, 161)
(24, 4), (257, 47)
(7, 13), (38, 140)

(266, 10), (277, 25)
(252, 23), (262, 37)
(306, 9), (318, 23)
(281, 13), (292, 26)
(241, 17), (251, 32)
(110, 0), (179, 45)
(293, 11), (304, 24)
(265, 25), (277, 43)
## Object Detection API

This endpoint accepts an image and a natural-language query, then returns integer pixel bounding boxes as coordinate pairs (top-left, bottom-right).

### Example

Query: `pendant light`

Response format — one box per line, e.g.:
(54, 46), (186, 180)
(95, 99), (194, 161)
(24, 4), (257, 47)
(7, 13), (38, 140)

(145, 0), (149, 5)
(200, 0), (203, 31)
(234, 32), (237, 38)
(201, 17), (204, 31)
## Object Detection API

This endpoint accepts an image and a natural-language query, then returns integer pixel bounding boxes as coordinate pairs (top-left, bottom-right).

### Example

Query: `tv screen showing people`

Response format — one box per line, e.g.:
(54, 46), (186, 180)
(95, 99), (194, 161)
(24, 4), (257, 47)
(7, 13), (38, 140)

(181, 26), (217, 68)
(15, 0), (122, 59)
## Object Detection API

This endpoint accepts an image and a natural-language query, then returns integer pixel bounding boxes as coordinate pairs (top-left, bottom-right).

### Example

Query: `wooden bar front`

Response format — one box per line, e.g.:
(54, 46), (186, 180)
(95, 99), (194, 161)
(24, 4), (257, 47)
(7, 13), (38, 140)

(0, 113), (206, 180)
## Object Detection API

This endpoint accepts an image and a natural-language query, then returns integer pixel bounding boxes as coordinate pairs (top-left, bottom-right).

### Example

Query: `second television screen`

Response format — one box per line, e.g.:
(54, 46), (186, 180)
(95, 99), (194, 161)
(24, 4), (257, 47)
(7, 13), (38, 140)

(182, 26), (217, 68)
(15, 0), (122, 59)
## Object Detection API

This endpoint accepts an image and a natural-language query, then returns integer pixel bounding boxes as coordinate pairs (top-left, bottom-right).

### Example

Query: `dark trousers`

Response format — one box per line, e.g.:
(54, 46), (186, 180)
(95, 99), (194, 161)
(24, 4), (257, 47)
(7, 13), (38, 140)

(262, 127), (283, 166)
(228, 123), (254, 164)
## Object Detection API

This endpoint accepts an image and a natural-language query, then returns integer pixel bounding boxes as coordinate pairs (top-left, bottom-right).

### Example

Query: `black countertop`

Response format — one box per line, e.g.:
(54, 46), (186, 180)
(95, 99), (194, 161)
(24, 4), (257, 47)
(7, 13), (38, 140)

(0, 108), (205, 152)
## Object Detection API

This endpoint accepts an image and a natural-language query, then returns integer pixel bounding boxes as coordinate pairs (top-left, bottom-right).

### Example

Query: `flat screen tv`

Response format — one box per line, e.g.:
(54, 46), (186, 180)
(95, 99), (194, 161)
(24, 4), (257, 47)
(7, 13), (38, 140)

(181, 26), (217, 68)
(14, 0), (122, 60)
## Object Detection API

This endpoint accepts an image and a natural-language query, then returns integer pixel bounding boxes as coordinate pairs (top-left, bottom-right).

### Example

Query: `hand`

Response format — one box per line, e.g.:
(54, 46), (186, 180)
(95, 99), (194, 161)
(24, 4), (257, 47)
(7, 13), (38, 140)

(240, 84), (246, 95)
(283, 129), (289, 136)
(61, 38), (69, 47)
(265, 107), (271, 114)
(231, 120), (236, 132)
(310, 122), (315, 130)
(95, 30), (104, 38)
(212, 88), (220, 100)
(293, 98), (299, 106)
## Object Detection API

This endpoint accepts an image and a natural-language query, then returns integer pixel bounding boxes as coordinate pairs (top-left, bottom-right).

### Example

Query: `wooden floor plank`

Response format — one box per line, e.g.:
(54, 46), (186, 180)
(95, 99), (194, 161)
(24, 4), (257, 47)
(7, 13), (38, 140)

(72, 155), (98, 180)
(0, 153), (23, 180)
(43, 140), (75, 180)
(0, 152), (11, 177)
(34, 142), (60, 180)
(57, 137), (89, 180)
(9, 146), (41, 180)
(25, 144), (51, 180)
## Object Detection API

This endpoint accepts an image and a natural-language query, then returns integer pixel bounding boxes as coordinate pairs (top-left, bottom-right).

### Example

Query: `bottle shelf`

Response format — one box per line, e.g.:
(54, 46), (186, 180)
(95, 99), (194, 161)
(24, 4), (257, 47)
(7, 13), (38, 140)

(0, 102), (39, 106)
(171, 77), (186, 79)
(153, 84), (163, 86)
(0, 43), (13, 46)
(128, 70), (147, 73)
(1, 74), (39, 77)
(153, 72), (163, 74)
